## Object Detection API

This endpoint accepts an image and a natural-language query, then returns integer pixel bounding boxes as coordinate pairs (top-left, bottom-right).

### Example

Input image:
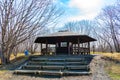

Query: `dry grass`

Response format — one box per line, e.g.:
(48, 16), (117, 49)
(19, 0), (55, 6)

(0, 53), (25, 64)
(0, 53), (27, 75)
(102, 53), (120, 60)
(91, 52), (120, 60)
(0, 70), (7, 74)
(0, 52), (40, 64)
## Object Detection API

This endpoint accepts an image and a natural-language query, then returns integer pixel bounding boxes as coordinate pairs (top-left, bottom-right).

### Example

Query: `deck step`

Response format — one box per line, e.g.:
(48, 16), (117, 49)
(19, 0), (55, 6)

(14, 55), (93, 76)
(66, 65), (89, 70)
(22, 65), (42, 70)
(27, 61), (88, 65)
(66, 58), (84, 61)
(31, 58), (85, 62)
(48, 59), (65, 61)
(31, 58), (48, 61)
(22, 65), (89, 70)
(66, 62), (88, 65)
(14, 70), (38, 74)
(64, 71), (91, 75)
(42, 65), (65, 70)
(14, 70), (91, 75)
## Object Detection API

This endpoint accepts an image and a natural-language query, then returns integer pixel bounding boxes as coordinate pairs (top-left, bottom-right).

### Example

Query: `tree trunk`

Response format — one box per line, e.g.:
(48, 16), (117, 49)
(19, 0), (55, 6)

(1, 53), (10, 65)
(1, 46), (11, 65)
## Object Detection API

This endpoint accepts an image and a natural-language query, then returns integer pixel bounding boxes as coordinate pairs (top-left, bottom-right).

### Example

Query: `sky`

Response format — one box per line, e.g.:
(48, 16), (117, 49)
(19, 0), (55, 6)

(53, 0), (117, 28)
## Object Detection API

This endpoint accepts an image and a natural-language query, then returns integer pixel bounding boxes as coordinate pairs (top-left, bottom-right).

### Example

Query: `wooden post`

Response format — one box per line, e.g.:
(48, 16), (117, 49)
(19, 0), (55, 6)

(82, 43), (83, 47)
(74, 44), (76, 54)
(55, 43), (57, 55)
(88, 42), (90, 54)
(46, 41), (48, 55)
(82, 43), (84, 55)
(71, 43), (73, 54)
(78, 38), (80, 55)
(40, 43), (42, 55)
(68, 42), (70, 55)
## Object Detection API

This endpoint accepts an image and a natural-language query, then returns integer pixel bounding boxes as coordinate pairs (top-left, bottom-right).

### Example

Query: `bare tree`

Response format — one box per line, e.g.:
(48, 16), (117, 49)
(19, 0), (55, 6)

(96, 4), (120, 52)
(63, 20), (94, 35)
(93, 25), (113, 53)
(0, 0), (63, 64)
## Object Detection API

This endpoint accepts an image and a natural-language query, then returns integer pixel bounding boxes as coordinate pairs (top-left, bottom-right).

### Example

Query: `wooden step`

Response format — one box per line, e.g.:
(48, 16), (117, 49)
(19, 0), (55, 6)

(14, 70), (63, 76)
(66, 58), (84, 61)
(42, 65), (65, 70)
(28, 61), (65, 65)
(66, 65), (89, 70)
(14, 70), (38, 74)
(31, 58), (48, 61)
(40, 70), (63, 76)
(31, 58), (85, 62)
(46, 62), (65, 65)
(48, 58), (65, 61)
(14, 70), (91, 75)
(63, 71), (91, 75)
(66, 62), (88, 65)
(27, 61), (88, 66)
(22, 65), (42, 70)
(27, 61), (47, 65)
(22, 65), (89, 70)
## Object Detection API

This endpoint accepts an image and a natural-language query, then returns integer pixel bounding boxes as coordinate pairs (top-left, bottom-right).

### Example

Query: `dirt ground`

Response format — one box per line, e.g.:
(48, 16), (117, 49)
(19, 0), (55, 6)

(0, 55), (111, 80)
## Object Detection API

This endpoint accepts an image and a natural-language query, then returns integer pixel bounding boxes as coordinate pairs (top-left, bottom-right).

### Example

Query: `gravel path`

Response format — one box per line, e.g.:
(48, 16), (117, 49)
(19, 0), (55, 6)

(0, 55), (111, 80)
(90, 55), (111, 80)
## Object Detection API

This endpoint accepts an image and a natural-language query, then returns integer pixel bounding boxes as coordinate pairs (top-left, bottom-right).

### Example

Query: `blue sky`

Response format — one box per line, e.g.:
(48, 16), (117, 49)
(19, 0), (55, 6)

(53, 0), (117, 28)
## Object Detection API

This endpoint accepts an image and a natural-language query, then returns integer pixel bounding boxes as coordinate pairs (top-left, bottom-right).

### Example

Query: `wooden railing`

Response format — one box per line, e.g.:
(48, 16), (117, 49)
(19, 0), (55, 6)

(41, 48), (55, 55)
(73, 47), (90, 54)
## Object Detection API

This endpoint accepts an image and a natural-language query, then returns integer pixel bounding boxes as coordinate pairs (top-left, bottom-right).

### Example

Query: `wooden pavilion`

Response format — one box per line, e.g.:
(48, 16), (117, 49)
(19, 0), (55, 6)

(35, 31), (96, 55)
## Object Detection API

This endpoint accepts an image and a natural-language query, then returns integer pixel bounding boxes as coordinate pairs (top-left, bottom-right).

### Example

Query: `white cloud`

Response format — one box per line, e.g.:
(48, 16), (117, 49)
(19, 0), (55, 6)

(68, 0), (104, 20)
(68, 13), (98, 21)
(53, 0), (117, 28)
(69, 0), (103, 12)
